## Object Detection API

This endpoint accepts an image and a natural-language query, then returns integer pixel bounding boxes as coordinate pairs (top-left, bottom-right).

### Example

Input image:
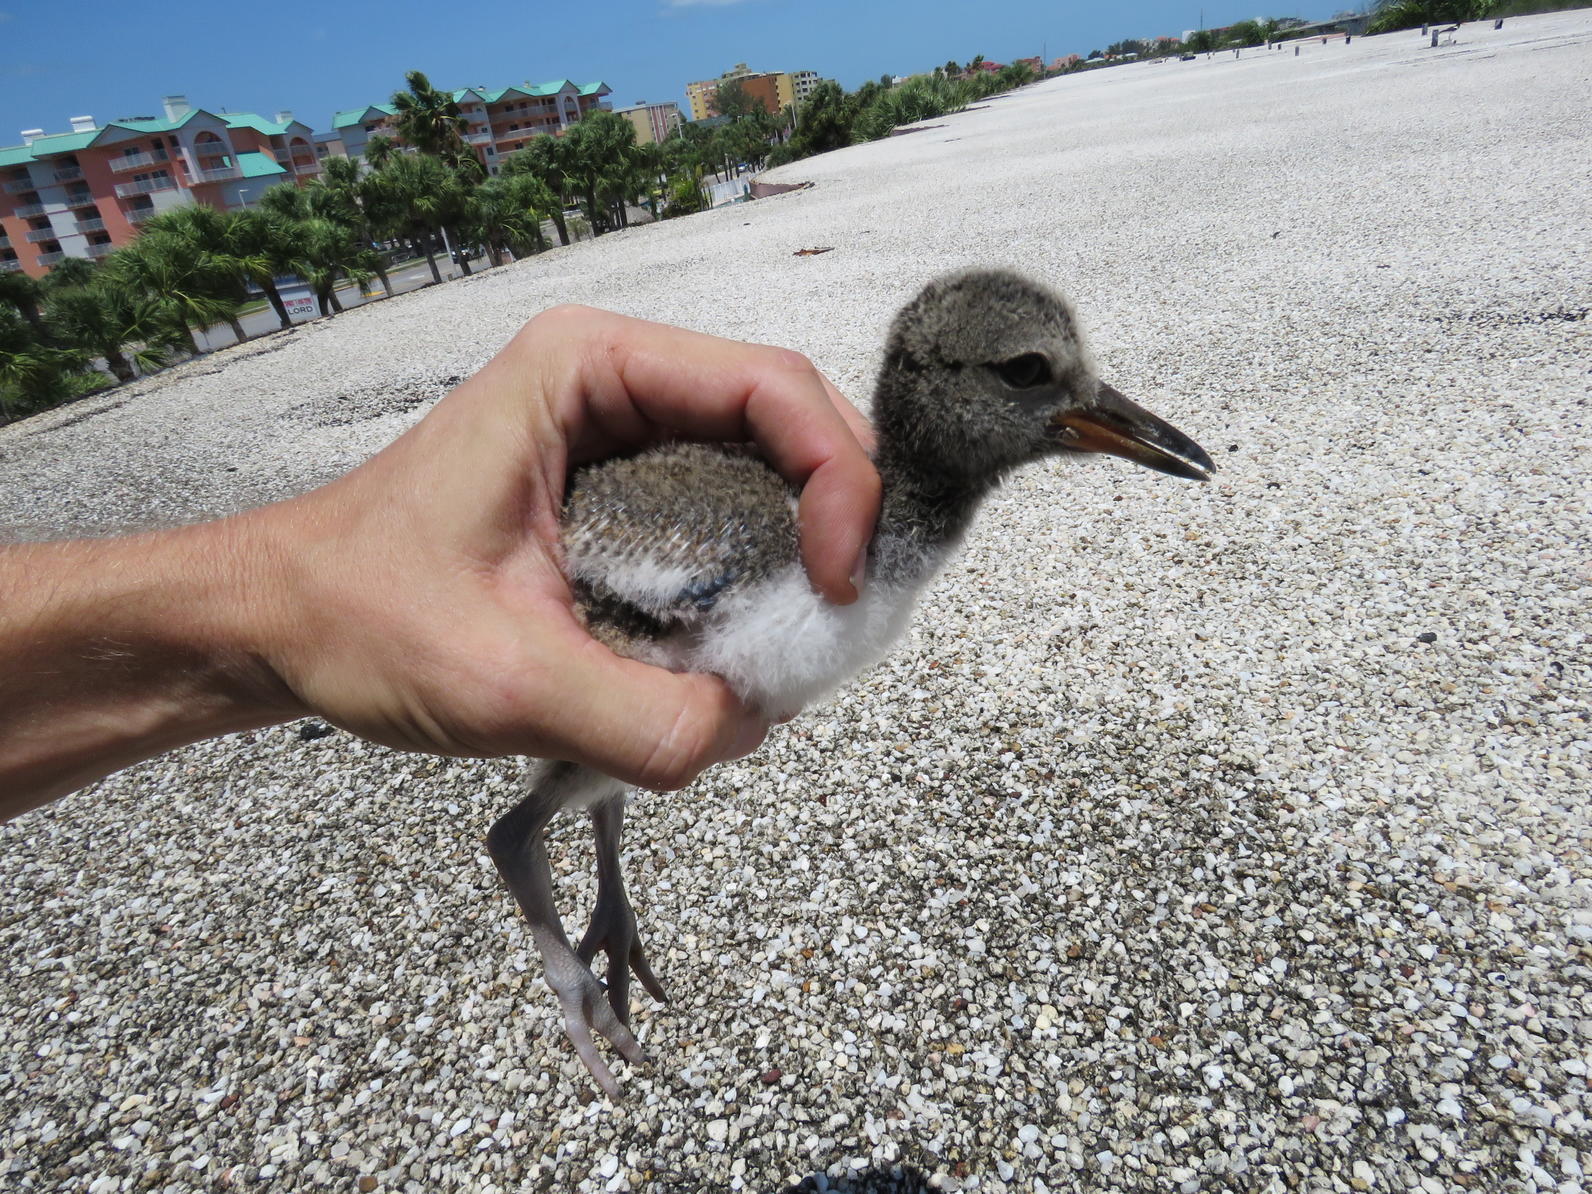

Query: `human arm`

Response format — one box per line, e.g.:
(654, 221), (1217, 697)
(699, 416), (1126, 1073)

(0, 305), (880, 820)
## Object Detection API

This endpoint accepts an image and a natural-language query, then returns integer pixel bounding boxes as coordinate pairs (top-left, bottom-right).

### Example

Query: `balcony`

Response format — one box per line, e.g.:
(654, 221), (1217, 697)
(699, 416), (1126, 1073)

(464, 130), (494, 146)
(86, 241), (116, 259)
(4, 176), (38, 195)
(25, 227), (58, 244)
(125, 207), (156, 224)
(108, 150), (171, 173)
(113, 175), (178, 198)
(194, 165), (241, 183)
(292, 158), (319, 175)
(76, 217), (106, 233)
(1, 258), (23, 272)
(53, 167), (84, 183)
(11, 201), (47, 217)
(36, 250), (66, 266)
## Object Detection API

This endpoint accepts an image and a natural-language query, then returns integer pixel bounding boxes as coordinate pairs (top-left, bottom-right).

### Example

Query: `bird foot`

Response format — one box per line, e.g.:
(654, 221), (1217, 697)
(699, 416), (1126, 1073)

(535, 931), (646, 1099)
(577, 893), (670, 1023)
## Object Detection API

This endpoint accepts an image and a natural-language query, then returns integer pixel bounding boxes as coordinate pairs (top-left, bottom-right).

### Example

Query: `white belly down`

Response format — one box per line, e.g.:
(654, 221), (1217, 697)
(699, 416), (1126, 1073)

(674, 563), (928, 717)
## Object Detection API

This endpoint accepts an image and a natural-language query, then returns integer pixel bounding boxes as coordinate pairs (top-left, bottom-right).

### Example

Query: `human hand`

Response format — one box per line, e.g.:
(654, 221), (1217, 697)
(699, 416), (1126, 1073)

(242, 305), (880, 789)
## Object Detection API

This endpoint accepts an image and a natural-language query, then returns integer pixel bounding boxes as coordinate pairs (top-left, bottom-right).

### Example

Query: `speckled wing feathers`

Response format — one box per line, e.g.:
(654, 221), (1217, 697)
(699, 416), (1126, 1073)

(561, 444), (801, 643)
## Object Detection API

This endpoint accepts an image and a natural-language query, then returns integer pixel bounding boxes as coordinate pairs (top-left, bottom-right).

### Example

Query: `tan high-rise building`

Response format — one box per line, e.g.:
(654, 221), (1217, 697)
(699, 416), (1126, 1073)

(684, 63), (826, 121)
(616, 101), (683, 145)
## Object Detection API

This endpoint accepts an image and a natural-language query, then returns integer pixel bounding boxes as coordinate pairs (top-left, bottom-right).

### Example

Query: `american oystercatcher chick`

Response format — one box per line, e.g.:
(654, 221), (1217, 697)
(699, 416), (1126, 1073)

(486, 268), (1215, 1095)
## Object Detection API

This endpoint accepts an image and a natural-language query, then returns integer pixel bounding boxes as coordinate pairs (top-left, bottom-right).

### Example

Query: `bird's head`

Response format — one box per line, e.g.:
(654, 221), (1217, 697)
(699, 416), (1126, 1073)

(875, 269), (1215, 484)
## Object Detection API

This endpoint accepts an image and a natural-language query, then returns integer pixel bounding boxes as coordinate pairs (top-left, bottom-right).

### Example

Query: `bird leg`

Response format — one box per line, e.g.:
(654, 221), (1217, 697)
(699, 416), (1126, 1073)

(576, 794), (669, 1026)
(486, 762), (642, 1097)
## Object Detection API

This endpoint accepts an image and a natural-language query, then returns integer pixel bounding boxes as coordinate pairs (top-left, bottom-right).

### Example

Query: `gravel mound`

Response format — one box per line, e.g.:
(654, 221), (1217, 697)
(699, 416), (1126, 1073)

(3, 15), (1589, 1194)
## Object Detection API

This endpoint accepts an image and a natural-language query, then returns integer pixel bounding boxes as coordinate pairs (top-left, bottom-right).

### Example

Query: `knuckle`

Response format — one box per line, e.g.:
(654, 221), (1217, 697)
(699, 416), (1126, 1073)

(526, 303), (603, 341)
(758, 345), (818, 377)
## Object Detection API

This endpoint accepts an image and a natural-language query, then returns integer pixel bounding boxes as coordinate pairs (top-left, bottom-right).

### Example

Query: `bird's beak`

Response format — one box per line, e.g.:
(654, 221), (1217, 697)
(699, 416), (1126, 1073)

(1051, 382), (1216, 481)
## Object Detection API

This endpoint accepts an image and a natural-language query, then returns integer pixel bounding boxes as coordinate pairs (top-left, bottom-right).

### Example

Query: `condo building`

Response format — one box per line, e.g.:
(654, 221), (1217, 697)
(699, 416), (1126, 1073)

(1, 75), (613, 276)
(332, 79), (612, 174)
(0, 96), (316, 278)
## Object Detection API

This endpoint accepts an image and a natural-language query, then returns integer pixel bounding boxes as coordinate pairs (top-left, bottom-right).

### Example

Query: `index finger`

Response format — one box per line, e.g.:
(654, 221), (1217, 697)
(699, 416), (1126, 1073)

(542, 307), (882, 605)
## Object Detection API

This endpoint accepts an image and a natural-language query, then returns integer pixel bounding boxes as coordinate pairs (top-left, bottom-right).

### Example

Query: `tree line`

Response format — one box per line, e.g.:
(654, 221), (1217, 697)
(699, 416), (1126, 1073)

(768, 60), (1039, 167)
(0, 70), (794, 420)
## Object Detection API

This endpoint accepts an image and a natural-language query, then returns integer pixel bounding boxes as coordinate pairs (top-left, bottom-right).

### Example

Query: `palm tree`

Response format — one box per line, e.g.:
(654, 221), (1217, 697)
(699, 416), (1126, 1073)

(0, 270), (50, 340)
(468, 180), (526, 266)
(320, 157), (394, 295)
(632, 140), (666, 220)
(560, 111), (641, 236)
(364, 152), (457, 284)
(503, 173), (556, 254)
(364, 134), (398, 171)
(503, 137), (575, 246)
(0, 306), (100, 421)
(38, 256), (98, 294)
(43, 281), (182, 384)
(103, 232), (246, 355)
(296, 217), (376, 316)
(223, 206), (308, 329)
(138, 206), (259, 342)
(391, 70), (474, 171)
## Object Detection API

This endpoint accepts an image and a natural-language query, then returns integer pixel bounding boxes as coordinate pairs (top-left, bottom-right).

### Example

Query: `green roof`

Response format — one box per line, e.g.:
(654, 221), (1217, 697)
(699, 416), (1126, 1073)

(0, 129), (99, 166)
(105, 111), (202, 134)
(454, 87), (515, 104)
(576, 82), (610, 96)
(331, 104), (397, 129)
(236, 151), (288, 179)
(1, 106), (319, 170)
(224, 113), (296, 137)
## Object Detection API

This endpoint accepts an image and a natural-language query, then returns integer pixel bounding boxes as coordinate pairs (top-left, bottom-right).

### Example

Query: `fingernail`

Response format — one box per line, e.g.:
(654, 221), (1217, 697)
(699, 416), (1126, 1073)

(849, 543), (870, 599)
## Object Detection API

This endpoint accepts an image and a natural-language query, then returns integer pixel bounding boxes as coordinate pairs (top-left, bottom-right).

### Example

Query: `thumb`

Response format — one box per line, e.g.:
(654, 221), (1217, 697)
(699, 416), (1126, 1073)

(531, 637), (770, 790)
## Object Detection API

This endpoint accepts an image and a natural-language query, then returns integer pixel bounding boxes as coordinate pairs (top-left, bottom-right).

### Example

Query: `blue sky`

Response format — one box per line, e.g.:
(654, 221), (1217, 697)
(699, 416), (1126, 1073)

(1, 0), (1338, 143)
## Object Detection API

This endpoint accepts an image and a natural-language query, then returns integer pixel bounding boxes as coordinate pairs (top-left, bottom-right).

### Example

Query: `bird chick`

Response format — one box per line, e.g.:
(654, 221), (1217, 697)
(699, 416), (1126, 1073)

(486, 269), (1215, 1095)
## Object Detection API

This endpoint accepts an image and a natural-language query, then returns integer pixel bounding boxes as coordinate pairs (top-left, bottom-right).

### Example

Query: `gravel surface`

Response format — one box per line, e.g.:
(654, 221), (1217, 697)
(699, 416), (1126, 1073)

(4, 15), (1590, 1193)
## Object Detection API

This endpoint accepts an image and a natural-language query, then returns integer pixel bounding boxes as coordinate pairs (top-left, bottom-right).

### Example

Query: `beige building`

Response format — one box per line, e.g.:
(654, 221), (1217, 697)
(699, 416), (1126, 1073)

(787, 70), (824, 105)
(685, 63), (754, 121)
(684, 64), (829, 121)
(616, 101), (683, 145)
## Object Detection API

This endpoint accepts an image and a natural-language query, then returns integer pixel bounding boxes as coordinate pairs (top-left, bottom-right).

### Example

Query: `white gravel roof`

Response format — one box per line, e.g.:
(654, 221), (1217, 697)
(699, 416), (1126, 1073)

(3, 14), (1590, 1194)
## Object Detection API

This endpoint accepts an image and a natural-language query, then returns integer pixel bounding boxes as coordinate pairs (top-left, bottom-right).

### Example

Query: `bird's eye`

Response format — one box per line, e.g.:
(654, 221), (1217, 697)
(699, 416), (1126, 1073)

(993, 353), (1052, 389)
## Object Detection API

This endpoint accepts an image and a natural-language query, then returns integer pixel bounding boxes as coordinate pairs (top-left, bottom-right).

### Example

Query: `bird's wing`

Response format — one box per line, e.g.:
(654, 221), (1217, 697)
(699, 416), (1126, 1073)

(562, 444), (799, 632)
